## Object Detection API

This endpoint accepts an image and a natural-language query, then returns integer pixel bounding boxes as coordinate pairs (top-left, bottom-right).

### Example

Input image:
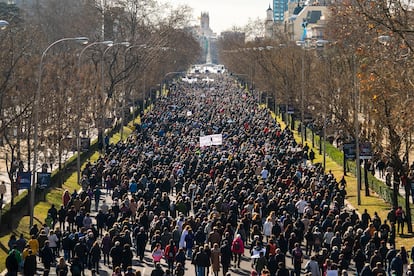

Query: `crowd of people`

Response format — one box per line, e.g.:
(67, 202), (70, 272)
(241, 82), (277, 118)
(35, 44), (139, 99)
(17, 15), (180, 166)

(5, 73), (414, 276)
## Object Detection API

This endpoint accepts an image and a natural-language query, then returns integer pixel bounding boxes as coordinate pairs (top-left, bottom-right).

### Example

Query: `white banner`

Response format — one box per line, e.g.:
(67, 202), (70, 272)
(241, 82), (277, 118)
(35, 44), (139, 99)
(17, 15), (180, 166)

(199, 134), (223, 147)
(211, 134), (222, 145)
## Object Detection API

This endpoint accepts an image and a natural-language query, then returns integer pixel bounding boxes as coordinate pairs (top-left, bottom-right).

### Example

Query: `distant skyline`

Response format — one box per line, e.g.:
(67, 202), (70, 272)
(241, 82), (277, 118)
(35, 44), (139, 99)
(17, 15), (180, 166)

(164, 0), (271, 34)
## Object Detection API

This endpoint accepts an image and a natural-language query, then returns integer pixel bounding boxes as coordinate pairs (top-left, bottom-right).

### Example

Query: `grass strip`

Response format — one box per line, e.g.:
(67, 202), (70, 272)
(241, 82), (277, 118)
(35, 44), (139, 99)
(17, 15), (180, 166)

(273, 112), (414, 248)
(0, 122), (134, 272)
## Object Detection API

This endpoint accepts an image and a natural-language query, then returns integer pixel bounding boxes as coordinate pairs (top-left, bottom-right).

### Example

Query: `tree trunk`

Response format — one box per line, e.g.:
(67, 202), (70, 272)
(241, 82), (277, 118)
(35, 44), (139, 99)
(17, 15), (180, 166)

(58, 140), (62, 171)
(392, 173), (399, 209)
(364, 160), (370, 196)
(311, 128), (314, 148)
(343, 154), (347, 176)
(27, 124), (31, 172)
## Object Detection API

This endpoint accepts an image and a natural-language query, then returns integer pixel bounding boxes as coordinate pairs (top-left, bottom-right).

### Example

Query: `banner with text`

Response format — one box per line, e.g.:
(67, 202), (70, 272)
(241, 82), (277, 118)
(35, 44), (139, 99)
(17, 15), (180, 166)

(17, 172), (31, 190)
(199, 134), (223, 147)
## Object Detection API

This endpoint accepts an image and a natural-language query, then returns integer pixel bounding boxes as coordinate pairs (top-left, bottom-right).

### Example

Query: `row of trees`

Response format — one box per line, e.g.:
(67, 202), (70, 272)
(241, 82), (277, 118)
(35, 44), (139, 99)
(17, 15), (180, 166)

(0, 0), (201, 204)
(218, 0), (414, 231)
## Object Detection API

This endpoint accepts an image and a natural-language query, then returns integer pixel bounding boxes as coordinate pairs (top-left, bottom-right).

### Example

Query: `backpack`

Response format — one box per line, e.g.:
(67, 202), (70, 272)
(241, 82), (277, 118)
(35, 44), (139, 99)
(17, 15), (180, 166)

(234, 240), (240, 251)
(168, 246), (175, 258)
(293, 248), (302, 261)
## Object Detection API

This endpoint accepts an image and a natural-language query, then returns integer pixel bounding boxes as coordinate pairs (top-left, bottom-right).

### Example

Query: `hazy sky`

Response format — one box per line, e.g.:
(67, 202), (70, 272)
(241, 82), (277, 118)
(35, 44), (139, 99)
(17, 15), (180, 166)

(165, 0), (271, 34)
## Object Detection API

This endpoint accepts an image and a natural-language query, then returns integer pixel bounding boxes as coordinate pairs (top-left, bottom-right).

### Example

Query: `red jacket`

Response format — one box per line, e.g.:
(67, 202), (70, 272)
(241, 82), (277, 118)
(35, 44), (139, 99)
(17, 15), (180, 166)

(164, 244), (177, 260)
(231, 237), (244, 254)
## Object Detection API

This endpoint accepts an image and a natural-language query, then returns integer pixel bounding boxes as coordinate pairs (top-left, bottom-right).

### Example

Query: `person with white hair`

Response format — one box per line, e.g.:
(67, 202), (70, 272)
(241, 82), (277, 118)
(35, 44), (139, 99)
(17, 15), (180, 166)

(109, 241), (123, 269)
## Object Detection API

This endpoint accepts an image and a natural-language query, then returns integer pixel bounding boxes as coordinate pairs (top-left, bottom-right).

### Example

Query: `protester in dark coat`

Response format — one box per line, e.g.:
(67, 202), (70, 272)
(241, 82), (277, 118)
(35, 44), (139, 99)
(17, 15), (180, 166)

(121, 244), (134, 272)
(194, 247), (210, 276)
(151, 263), (164, 276)
(390, 254), (404, 276)
(40, 241), (55, 270)
(110, 241), (123, 269)
(24, 249), (37, 276)
(70, 256), (83, 276)
(5, 250), (19, 276)
(220, 240), (232, 275)
(101, 232), (112, 265)
(89, 241), (101, 273)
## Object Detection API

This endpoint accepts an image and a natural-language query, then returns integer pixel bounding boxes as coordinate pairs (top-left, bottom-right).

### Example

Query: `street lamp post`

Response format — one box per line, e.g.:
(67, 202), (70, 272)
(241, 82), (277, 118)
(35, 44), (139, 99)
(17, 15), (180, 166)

(76, 40), (113, 185)
(30, 36), (89, 228)
(120, 44), (147, 139)
(353, 54), (361, 206)
(301, 50), (305, 145)
(100, 42), (130, 152)
(317, 40), (330, 172)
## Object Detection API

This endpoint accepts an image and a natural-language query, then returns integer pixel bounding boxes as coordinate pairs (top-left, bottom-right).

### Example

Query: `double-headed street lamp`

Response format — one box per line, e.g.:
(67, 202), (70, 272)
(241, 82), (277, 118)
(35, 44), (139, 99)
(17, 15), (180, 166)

(120, 44), (147, 139)
(76, 40), (113, 185)
(30, 36), (89, 228)
(100, 42), (130, 152)
(0, 20), (9, 30)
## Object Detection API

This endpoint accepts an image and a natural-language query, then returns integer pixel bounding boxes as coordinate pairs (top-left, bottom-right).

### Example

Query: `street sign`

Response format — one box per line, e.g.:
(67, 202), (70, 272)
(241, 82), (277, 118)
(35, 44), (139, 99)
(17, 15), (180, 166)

(37, 172), (51, 189)
(80, 137), (90, 152)
(343, 142), (356, 160)
(17, 172), (31, 190)
(343, 141), (372, 160)
(360, 142), (373, 160)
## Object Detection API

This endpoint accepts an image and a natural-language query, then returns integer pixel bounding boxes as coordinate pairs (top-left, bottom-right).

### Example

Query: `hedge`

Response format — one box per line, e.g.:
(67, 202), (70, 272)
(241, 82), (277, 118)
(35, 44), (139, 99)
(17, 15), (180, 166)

(0, 114), (129, 233)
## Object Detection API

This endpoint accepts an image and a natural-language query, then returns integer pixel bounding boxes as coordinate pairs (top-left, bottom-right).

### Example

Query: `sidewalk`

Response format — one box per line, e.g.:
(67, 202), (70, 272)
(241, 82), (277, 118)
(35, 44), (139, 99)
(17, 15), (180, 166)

(373, 169), (411, 203)
(275, 114), (414, 248)
(0, 129), (99, 207)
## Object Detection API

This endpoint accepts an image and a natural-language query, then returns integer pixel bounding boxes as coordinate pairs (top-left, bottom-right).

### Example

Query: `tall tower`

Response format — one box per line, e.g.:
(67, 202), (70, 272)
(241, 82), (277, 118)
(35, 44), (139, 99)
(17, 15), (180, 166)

(200, 12), (210, 34)
(265, 4), (274, 38)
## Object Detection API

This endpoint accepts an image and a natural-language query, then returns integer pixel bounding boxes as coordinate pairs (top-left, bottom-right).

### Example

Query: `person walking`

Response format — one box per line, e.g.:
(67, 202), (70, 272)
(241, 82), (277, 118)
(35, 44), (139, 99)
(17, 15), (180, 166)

(165, 239), (177, 273)
(89, 241), (101, 273)
(55, 257), (69, 276)
(135, 227), (148, 262)
(122, 244), (134, 272)
(220, 240), (232, 276)
(210, 243), (221, 276)
(395, 206), (405, 235)
(151, 243), (164, 268)
(231, 234), (244, 268)
(70, 256), (83, 276)
(390, 253), (404, 276)
(40, 241), (55, 271)
(305, 255), (320, 276)
(291, 243), (303, 276)
(28, 235), (40, 256)
(5, 249), (19, 276)
(151, 263), (164, 276)
(110, 241), (123, 270)
(101, 232), (112, 266)
(194, 246), (210, 276)
(47, 230), (59, 257)
(255, 251), (268, 276)
(23, 249), (37, 276)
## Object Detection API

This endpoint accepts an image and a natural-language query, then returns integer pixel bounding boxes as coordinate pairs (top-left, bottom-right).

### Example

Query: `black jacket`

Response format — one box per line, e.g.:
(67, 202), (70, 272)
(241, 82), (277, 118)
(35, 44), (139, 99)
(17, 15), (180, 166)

(6, 252), (19, 273)
(24, 254), (37, 276)
(195, 251), (210, 267)
(151, 267), (165, 276)
(110, 245), (123, 265)
(220, 243), (232, 265)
